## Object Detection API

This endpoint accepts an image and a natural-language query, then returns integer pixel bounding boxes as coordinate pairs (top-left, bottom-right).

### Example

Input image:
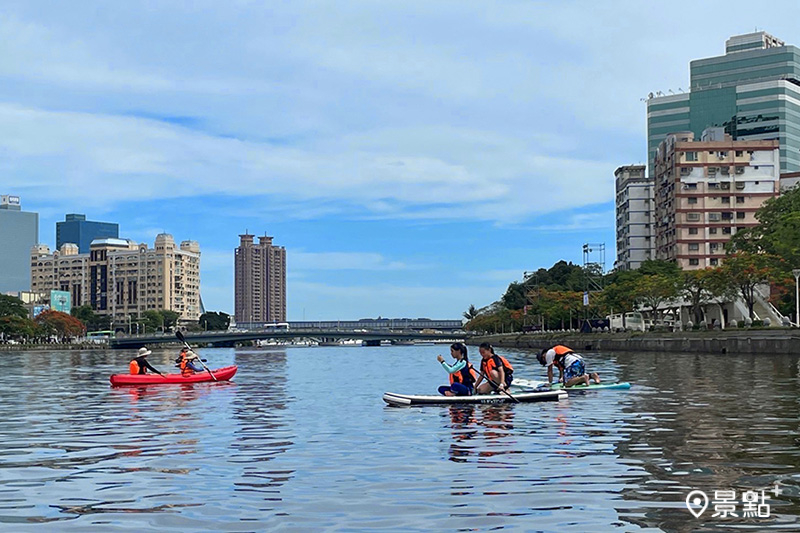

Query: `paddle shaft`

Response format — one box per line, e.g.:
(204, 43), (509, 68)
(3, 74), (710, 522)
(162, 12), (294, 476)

(175, 331), (217, 381)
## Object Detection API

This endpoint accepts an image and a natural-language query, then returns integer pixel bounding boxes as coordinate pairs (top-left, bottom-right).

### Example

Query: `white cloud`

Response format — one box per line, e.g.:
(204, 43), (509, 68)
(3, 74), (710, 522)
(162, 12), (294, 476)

(0, 103), (614, 222)
(290, 250), (424, 271)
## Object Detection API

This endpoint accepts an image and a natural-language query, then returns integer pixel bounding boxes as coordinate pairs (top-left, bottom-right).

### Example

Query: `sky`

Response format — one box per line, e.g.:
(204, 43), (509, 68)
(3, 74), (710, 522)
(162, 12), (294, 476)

(3, 1), (800, 320)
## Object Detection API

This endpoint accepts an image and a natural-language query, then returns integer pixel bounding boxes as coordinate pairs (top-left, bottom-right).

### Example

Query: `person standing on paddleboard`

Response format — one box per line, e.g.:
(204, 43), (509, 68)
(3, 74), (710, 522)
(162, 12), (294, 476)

(129, 347), (163, 376)
(436, 342), (478, 396)
(538, 345), (600, 387)
(473, 343), (514, 394)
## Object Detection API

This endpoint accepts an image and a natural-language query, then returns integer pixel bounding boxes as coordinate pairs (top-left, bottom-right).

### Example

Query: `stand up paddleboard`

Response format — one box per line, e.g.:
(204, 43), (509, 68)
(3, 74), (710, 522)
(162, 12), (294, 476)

(382, 388), (567, 406)
(511, 378), (631, 392)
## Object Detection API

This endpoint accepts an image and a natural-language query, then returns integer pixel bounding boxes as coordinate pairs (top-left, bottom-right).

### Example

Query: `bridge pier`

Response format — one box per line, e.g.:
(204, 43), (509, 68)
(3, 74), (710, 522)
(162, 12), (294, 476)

(363, 339), (381, 347)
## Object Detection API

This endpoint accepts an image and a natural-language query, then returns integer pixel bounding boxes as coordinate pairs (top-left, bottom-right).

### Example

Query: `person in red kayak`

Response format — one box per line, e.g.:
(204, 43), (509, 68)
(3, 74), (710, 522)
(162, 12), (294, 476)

(129, 347), (163, 376)
(176, 347), (204, 376)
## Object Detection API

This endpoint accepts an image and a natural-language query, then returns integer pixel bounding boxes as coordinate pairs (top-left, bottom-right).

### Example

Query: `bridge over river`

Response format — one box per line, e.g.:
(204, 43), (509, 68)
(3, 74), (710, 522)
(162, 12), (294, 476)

(110, 329), (466, 349)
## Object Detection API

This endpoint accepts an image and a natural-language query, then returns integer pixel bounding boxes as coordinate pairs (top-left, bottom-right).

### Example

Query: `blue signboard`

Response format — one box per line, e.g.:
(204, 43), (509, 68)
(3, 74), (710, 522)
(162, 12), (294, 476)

(50, 290), (71, 313)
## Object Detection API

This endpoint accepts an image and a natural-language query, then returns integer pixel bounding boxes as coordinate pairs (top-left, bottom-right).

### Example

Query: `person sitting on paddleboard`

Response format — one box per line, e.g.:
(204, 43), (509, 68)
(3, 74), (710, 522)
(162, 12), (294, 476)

(473, 343), (514, 394)
(437, 342), (478, 396)
(538, 345), (600, 387)
(176, 347), (204, 376)
(130, 347), (163, 376)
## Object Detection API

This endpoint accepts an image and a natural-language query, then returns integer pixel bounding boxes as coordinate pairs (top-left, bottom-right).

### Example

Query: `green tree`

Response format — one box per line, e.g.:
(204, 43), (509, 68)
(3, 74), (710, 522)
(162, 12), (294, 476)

(635, 273), (680, 322)
(0, 294), (27, 319)
(501, 282), (528, 310)
(680, 269), (728, 325)
(199, 311), (231, 331)
(462, 305), (479, 321)
(730, 184), (800, 264)
(719, 251), (781, 319)
(142, 310), (164, 333)
(0, 315), (38, 340)
(161, 310), (180, 331)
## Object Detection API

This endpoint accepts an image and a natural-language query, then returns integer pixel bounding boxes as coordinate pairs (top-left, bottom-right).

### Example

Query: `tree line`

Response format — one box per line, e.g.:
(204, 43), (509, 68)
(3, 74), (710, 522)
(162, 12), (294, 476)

(465, 184), (800, 333)
(0, 295), (231, 343)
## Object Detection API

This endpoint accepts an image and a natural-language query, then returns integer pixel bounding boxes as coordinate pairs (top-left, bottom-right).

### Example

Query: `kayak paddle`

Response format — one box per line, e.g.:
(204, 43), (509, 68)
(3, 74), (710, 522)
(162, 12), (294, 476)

(175, 330), (217, 381)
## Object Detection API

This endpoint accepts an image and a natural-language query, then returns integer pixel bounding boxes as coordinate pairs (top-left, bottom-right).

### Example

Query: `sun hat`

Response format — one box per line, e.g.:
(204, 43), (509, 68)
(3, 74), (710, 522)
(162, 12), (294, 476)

(137, 347), (152, 357)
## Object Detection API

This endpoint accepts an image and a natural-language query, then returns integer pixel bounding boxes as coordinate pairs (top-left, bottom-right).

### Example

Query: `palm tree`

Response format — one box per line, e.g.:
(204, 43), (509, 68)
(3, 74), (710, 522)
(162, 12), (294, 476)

(463, 304), (479, 320)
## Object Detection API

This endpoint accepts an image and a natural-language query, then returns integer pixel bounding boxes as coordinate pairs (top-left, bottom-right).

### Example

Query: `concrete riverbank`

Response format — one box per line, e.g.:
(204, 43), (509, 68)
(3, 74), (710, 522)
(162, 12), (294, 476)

(471, 328), (800, 355)
(0, 343), (107, 352)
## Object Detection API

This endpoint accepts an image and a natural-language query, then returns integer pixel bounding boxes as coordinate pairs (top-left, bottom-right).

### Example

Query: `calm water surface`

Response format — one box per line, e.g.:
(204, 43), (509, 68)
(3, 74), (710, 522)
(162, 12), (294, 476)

(0, 345), (798, 532)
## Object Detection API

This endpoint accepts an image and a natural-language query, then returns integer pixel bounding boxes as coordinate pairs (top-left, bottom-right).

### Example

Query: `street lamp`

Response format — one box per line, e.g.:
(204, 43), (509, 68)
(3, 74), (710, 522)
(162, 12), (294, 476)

(793, 269), (800, 327)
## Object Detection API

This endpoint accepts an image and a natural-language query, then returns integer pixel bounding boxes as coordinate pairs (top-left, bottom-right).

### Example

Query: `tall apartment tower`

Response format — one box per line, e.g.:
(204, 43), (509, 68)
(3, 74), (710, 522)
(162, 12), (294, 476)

(647, 31), (800, 174)
(653, 129), (779, 270)
(56, 213), (119, 254)
(30, 234), (201, 323)
(614, 165), (654, 271)
(0, 195), (38, 294)
(235, 233), (287, 325)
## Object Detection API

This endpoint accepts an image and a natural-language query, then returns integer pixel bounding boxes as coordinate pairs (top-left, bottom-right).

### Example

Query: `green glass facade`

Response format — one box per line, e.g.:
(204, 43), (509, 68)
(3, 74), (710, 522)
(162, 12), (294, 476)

(647, 33), (800, 174)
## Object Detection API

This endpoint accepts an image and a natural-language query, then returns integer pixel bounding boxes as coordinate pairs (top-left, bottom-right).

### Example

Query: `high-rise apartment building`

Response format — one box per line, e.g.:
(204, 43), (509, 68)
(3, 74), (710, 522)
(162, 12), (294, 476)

(653, 129), (779, 270)
(614, 165), (654, 271)
(647, 31), (800, 174)
(235, 233), (286, 325)
(0, 195), (38, 294)
(31, 233), (201, 323)
(56, 213), (119, 254)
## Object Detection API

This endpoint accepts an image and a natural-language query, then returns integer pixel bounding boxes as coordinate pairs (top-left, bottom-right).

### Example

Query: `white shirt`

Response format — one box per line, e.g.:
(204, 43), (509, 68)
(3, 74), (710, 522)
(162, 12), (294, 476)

(545, 349), (582, 367)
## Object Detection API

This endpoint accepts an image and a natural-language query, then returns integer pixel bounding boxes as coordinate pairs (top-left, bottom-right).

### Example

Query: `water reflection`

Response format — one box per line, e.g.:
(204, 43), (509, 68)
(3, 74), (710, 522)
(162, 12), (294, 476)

(229, 350), (295, 514)
(1, 346), (799, 531)
(614, 351), (800, 530)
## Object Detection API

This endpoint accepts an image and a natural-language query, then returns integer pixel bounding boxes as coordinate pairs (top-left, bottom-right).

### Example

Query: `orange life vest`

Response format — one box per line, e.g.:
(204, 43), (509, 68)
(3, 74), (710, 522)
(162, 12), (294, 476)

(482, 354), (514, 379)
(129, 360), (140, 374)
(449, 363), (479, 387)
(179, 357), (195, 376)
(552, 345), (573, 356)
(551, 345), (575, 368)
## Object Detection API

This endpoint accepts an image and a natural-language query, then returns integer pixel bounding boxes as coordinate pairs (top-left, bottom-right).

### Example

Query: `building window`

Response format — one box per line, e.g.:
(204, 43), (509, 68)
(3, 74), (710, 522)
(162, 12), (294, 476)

(710, 228), (718, 234)
(735, 151), (743, 157)
(710, 258), (719, 266)
(686, 183), (698, 189)
(736, 196), (745, 203)
(737, 212), (746, 219)
(686, 152), (698, 161)
(687, 213), (701, 221)
(689, 258), (700, 266)
(723, 227), (732, 234)
(689, 243), (700, 251)
(689, 227), (699, 235)
(721, 197), (730, 203)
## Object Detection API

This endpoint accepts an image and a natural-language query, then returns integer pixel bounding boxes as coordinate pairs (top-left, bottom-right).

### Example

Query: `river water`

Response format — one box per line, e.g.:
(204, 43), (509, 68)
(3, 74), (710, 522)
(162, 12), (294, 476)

(0, 345), (798, 532)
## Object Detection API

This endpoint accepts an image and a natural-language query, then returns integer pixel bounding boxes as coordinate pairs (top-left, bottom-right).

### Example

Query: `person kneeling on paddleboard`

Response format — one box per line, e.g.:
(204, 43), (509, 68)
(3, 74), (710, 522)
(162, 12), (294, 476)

(538, 345), (600, 387)
(437, 342), (478, 396)
(129, 347), (163, 376)
(176, 347), (204, 376)
(473, 343), (514, 394)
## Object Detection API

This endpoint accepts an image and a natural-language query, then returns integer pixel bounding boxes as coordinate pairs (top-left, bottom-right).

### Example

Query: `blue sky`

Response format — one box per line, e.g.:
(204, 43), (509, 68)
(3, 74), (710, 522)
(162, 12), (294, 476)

(3, 1), (800, 320)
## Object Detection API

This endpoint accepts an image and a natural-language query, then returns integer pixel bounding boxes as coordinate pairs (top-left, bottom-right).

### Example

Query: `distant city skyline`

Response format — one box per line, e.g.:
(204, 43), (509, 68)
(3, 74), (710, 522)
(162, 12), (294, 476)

(3, 3), (800, 318)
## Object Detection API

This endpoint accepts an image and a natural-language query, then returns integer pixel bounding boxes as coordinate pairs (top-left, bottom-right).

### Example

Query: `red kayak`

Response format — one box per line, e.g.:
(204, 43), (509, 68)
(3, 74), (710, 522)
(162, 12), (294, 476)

(109, 365), (238, 386)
